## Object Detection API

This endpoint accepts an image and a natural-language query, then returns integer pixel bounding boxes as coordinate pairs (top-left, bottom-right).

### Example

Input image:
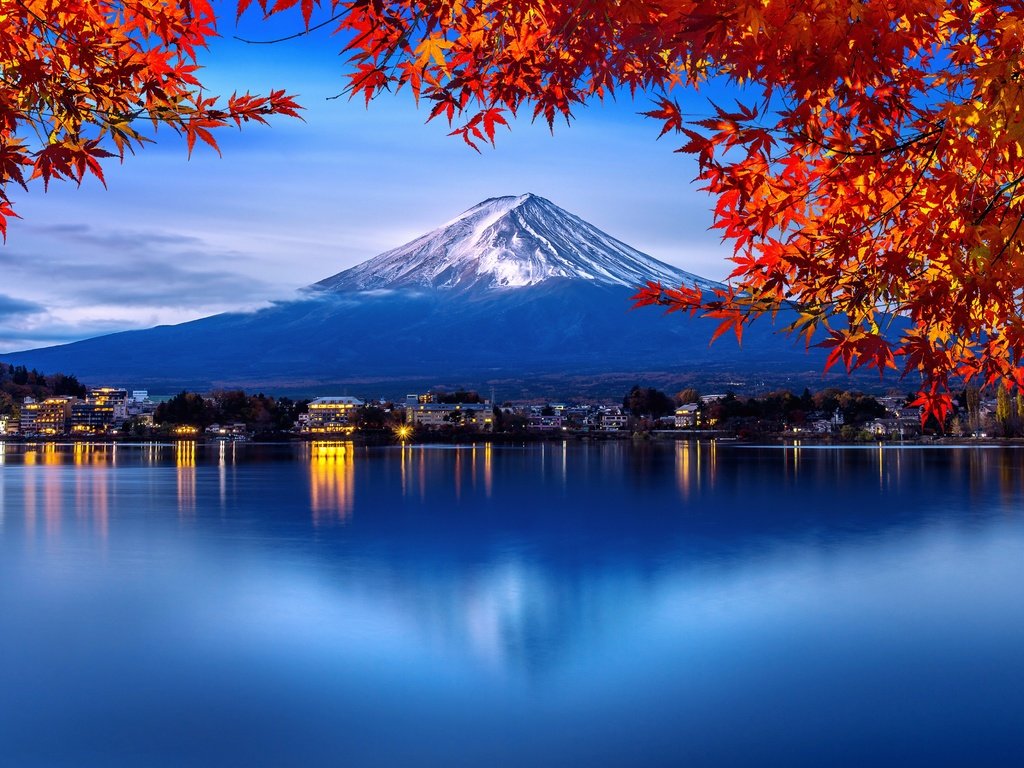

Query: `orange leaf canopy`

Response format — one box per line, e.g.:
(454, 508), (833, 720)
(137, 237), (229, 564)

(244, 0), (1024, 418)
(10, 0), (1024, 419)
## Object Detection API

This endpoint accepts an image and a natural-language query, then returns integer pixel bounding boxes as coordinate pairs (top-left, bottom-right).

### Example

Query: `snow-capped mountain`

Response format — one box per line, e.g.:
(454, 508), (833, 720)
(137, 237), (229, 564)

(0, 195), (832, 396)
(316, 193), (720, 293)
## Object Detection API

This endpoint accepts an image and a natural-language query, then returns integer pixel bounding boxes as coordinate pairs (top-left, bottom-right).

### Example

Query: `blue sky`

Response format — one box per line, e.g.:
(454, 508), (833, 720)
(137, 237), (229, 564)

(0, 5), (733, 352)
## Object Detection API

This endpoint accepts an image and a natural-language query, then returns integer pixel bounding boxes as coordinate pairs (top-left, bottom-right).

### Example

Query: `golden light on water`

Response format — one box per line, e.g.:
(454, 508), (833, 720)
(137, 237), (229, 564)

(676, 441), (691, 500)
(73, 442), (117, 467)
(675, 440), (718, 499)
(309, 441), (355, 523)
(11, 444), (112, 541)
(175, 441), (196, 515)
(483, 442), (493, 498)
(465, 443), (494, 497)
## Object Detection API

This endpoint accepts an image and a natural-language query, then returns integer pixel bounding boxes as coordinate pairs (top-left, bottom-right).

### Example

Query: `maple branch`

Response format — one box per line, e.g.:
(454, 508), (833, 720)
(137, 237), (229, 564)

(234, 13), (343, 44)
(973, 174), (1024, 227)
(989, 208), (1024, 267)
(798, 123), (945, 159)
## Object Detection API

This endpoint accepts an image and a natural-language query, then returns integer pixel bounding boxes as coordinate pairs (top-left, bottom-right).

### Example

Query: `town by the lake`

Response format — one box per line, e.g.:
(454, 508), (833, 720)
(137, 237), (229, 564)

(0, 363), (1015, 443)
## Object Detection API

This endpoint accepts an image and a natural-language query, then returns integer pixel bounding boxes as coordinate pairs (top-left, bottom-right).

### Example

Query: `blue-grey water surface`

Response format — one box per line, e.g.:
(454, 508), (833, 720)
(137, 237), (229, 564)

(1, 440), (1023, 767)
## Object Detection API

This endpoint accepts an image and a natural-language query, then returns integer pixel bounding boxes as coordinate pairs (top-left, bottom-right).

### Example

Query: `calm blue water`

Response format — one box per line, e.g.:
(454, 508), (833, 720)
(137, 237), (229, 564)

(1, 440), (1023, 767)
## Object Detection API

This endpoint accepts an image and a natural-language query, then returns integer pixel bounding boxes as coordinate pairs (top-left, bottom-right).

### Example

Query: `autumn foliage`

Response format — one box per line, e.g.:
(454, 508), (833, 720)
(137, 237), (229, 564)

(0, 0), (300, 238)
(237, 0), (1021, 420)
(10, 1), (1024, 418)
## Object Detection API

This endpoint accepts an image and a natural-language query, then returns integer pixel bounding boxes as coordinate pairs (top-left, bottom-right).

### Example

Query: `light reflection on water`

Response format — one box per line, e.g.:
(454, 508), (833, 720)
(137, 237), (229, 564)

(308, 441), (355, 522)
(1, 441), (1024, 766)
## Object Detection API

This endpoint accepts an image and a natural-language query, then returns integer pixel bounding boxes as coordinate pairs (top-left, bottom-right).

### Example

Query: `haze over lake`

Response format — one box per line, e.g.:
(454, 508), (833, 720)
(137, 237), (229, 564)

(2, 440), (1023, 767)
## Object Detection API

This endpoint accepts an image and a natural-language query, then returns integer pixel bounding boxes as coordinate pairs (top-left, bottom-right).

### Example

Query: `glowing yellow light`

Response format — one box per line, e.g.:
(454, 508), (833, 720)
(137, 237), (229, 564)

(395, 425), (413, 441)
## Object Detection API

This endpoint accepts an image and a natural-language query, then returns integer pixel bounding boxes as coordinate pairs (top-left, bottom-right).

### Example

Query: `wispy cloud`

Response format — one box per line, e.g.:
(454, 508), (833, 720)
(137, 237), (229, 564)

(35, 223), (207, 250)
(0, 222), (300, 351)
(0, 320), (133, 351)
(1, 222), (289, 304)
(0, 294), (45, 319)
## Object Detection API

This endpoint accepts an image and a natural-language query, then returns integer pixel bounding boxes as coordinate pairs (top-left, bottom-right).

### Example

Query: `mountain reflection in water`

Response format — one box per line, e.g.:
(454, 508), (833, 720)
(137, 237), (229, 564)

(1, 441), (1023, 767)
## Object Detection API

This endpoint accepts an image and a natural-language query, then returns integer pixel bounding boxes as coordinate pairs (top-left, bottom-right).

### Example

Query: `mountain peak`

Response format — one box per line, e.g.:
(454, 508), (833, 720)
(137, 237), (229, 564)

(315, 195), (719, 293)
(435, 192), (546, 231)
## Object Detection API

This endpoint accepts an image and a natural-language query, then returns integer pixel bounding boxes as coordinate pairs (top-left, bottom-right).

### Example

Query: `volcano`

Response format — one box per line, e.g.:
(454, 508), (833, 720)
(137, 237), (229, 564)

(1, 194), (830, 397)
(316, 193), (718, 293)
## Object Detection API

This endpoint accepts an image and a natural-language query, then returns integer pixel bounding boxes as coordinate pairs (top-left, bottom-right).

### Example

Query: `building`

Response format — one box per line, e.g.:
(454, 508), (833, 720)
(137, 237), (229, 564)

(674, 403), (700, 428)
(700, 394), (727, 404)
(0, 414), (8, 435)
(19, 397), (37, 434)
(21, 396), (76, 436)
(866, 416), (921, 438)
(68, 387), (130, 435)
(89, 388), (129, 420)
(599, 408), (628, 431)
(127, 390), (156, 419)
(407, 402), (494, 430)
(302, 396), (364, 434)
(71, 402), (116, 434)
(528, 413), (564, 430)
(206, 423), (249, 439)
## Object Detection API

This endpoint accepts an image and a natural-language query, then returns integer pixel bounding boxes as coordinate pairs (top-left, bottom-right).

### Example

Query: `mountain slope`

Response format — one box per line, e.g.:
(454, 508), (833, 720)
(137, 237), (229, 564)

(316, 193), (720, 293)
(1, 195), (833, 396)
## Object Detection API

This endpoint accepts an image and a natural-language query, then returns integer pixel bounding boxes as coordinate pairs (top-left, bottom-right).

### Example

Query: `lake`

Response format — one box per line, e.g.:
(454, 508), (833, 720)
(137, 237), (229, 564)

(1, 440), (1023, 767)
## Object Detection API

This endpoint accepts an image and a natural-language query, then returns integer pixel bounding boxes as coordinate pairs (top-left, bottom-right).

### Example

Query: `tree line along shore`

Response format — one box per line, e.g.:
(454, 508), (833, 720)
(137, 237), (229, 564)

(2, 363), (1020, 442)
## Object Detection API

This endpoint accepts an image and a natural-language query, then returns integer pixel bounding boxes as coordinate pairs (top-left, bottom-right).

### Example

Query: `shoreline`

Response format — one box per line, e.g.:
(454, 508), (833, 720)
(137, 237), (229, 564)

(2, 432), (1022, 448)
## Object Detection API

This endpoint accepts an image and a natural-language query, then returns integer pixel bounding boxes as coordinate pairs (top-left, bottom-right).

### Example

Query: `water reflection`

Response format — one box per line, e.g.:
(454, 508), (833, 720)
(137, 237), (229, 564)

(143, 441), (162, 466)
(73, 442), (117, 467)
(2, 442), (1024, 767)
(175, 441), (196, 516)
(674, 440), (719, 499)
(483, 442), (493, 497)
(21, 442), (63, 467)
(667, 442), (1024, 528)
(676, 440), (691, 499)
(73, 462), (109, 541)
(309, 441), (355, 522)
(396, 443), (496, 503)
(218, 441), (229, 508)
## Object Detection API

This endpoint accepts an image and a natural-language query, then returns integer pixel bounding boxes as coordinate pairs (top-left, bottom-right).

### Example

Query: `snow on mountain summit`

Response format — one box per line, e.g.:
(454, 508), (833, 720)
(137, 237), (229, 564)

(315, 194), (720, 293)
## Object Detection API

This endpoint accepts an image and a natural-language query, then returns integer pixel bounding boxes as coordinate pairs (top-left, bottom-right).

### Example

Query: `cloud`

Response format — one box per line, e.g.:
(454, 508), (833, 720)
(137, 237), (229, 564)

(0, 315), (139, 352)
(0, 293), (45, 319)
(0, 221), (304, 352)
(1, 222), (290, 309)
(34, 223), (207, 251)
